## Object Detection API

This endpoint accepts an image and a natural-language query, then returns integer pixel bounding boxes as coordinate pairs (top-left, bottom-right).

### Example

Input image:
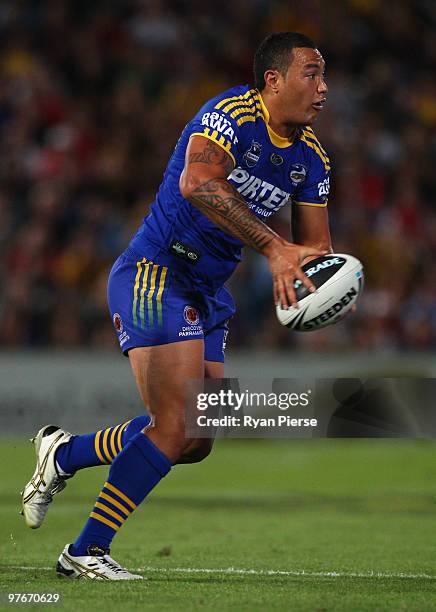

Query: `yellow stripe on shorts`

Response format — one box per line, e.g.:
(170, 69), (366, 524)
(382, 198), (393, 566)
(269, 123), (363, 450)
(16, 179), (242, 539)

(147, 264), (159, 327)
(139, 261), (151, 328)
(156, 266), (168, 327)
(132, 259), (168, 329)
(132, 258), (147, 327)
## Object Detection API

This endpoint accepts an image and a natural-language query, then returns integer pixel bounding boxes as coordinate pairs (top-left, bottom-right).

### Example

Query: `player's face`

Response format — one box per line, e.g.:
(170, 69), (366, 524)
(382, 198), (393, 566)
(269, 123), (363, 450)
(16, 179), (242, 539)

(279, 47), (327, 126)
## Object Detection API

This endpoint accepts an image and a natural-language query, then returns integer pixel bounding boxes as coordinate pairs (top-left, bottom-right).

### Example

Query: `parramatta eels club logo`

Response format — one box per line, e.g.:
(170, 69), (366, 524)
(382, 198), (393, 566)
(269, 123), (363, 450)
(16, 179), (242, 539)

(289, 163), (307, 184)
(183, 306), (199, 326)
(243, 141), (262, 167)
(113, 313), (123, 333)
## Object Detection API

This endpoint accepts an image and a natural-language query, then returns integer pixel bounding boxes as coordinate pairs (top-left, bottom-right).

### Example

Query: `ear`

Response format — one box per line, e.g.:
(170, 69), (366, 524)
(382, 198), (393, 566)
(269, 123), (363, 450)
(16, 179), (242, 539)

(263, 69), (281, 94)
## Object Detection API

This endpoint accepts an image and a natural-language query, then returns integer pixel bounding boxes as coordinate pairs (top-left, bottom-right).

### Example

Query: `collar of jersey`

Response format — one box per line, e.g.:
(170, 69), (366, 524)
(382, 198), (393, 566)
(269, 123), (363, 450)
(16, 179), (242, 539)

(257, 91), (295, 149)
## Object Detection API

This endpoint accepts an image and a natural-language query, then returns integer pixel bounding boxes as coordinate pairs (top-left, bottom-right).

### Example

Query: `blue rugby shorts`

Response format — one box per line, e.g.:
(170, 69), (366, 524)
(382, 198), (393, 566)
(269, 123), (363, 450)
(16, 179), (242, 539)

(107, 247), (235, 362)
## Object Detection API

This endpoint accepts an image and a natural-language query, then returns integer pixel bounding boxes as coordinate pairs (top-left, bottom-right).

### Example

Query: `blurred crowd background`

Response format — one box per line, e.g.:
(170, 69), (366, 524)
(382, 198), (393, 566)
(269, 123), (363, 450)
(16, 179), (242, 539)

(0, 0), (435, 353)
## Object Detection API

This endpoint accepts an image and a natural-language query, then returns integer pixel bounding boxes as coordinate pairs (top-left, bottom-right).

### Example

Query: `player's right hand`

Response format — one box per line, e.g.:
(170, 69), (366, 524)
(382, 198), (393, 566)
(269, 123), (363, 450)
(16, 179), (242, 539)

(265, 239), (328, 310)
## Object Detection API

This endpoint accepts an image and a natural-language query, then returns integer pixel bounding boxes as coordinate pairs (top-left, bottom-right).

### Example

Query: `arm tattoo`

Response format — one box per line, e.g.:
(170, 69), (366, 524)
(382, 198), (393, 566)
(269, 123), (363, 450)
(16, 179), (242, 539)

(189, 177), (277, 253)
(188, 140), (234, 176)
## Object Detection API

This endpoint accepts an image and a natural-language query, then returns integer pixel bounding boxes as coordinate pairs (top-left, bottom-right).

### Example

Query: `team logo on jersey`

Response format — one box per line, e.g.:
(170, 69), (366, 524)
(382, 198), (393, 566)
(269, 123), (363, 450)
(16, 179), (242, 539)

(113, 313), (123, 333)
(243, 141), (262, 167)
(289, 163), (307, 184)
(184, 306), (199, 326)
(270, 153), (284, 165)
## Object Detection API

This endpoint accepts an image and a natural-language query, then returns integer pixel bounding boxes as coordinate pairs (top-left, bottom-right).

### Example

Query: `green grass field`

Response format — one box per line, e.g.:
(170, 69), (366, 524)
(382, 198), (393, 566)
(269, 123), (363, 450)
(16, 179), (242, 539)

(2, 438), (436, 610)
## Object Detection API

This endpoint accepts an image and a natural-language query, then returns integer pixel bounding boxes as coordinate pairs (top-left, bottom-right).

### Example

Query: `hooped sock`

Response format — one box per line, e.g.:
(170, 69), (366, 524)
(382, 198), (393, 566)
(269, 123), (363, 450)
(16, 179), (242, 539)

(55, 415), (152, 475)
(70, 432), (171, 556)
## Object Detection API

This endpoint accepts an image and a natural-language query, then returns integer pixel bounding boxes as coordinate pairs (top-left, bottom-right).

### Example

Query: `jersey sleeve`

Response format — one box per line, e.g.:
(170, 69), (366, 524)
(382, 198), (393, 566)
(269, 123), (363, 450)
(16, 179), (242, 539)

(188, 88), (259, 165)
(293, 130), (331, 207)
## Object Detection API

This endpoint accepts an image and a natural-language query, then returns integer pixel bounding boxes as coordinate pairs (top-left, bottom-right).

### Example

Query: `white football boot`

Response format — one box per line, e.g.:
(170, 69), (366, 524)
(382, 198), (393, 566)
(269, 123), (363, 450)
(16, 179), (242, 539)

(56, 544), (143, 580)
(21, 424), (73, 529)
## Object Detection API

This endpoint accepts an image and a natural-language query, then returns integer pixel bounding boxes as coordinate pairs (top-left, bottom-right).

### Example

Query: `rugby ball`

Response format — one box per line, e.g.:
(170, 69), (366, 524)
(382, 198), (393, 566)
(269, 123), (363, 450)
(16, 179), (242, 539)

(276, 253), (364, 331)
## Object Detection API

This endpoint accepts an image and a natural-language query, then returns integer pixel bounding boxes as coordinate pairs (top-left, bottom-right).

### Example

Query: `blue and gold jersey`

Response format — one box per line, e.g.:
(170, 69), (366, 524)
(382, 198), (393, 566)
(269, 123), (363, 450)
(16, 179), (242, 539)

(129, 84), (331, 293)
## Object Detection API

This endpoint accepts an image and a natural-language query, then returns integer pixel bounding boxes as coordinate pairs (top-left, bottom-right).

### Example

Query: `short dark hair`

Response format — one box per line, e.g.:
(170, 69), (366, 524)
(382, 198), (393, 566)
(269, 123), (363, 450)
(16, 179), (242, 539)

(253, 32), (317, 90)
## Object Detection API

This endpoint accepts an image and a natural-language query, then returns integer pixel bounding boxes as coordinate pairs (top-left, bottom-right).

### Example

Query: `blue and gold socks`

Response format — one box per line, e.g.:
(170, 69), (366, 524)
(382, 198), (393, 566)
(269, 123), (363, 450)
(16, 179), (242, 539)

(55, 415), (152, 475)
(69, 432), (171, 555)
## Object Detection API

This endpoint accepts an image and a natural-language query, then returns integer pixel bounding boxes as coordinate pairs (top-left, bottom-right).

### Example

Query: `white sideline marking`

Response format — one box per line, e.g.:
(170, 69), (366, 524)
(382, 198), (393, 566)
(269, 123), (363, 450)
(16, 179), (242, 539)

(7, 566), (436, 580)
